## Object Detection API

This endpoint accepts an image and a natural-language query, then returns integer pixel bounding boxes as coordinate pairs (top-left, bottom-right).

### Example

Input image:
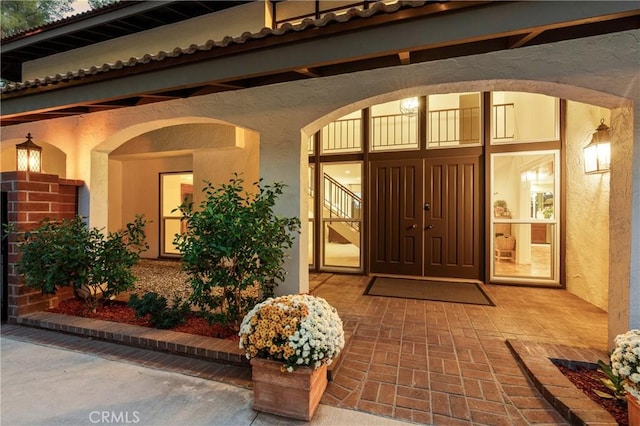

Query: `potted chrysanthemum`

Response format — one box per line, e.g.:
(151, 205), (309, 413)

(239, 294), (345, 421)
(610, 329), (640, 424)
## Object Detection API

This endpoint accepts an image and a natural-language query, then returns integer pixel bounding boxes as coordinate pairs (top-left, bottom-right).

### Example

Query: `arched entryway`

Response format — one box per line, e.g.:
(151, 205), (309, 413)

(304, 82), (624, 317)
(91, 118), (260, 259)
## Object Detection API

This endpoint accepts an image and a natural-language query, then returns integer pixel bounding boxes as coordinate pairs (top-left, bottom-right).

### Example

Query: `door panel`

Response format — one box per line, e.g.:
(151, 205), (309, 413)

(424, 157), (480, 278)
(370, 159), (423, 275)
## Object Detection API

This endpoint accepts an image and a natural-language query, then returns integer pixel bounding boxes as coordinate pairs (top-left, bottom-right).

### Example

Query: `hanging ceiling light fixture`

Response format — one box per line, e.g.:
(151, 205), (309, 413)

(399, 97), (419, 117)
(583, 118), (611, 174)
(16, 133), (42, 173)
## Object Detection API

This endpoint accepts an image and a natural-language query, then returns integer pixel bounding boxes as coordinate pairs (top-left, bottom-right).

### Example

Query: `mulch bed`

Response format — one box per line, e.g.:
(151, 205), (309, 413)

(555, 364), (628, 426)
(49, 298), (238, 341)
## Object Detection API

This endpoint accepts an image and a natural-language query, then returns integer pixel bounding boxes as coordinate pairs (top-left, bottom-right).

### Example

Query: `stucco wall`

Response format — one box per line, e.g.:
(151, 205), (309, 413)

(110, 124), (259, 258)
(565, 102), (610, 311)
(1, 140), (67, 177)
(23, 2), (267, 80)
(119, 155), (192, 258)
(2, 30), (638, 340)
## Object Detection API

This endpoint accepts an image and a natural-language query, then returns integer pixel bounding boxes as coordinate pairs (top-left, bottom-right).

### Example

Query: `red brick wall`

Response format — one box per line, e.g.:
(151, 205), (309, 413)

(1, 171), (83, 321)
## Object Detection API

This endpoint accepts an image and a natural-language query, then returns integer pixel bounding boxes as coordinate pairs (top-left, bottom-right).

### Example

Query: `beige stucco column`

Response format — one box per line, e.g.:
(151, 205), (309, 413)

(258, 127), (309, 296)
(610, 104), (640, 334)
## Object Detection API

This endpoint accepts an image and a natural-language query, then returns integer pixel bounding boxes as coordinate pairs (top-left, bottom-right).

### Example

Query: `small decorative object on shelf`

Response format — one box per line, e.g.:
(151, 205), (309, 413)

(493, 199), (510, 218)
(609, 329), (640, 424)
(239, 294), (345, 421)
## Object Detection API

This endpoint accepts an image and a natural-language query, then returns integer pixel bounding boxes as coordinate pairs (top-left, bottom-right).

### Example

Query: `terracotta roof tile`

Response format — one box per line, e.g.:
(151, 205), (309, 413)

(1, 1), (427, 94)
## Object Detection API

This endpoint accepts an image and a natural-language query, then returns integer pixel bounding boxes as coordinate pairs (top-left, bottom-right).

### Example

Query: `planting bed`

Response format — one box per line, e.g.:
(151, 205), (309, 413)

(555, 364), (628, 426)
(49, 297), (238, 340)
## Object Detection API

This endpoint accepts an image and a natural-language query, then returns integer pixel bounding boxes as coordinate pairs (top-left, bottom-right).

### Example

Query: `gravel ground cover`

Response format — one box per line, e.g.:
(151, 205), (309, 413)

(131, 258), (191, 301)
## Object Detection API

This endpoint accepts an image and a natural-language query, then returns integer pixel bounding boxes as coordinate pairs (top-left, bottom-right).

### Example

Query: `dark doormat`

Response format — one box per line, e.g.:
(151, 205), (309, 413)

(364, 277), (495, 306)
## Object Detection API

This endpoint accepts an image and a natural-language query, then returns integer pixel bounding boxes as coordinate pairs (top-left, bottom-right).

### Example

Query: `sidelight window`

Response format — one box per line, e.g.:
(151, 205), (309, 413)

(320, 163), (362, 270)
(490, 151), (560, 284)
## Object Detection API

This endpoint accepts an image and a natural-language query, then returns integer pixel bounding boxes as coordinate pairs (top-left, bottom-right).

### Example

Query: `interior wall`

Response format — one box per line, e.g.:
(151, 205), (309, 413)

(120, 155), (192, 258)
(565, 102), (610, 310)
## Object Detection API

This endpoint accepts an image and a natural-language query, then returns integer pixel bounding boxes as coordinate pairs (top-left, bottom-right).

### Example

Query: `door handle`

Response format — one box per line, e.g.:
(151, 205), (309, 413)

(410, 224), (417, 229)
(425, 224), (434, 230)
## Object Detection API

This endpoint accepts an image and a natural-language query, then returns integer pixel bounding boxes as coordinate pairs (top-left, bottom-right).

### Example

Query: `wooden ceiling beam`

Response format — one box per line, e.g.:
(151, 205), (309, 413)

(295, 67), (321, 78)
(86, 104), (130, 112)
(189, 85), (236, 96)
(398, 51), (411, 65)
(508, 29), (545, 48)
(135, 94), (181, 105)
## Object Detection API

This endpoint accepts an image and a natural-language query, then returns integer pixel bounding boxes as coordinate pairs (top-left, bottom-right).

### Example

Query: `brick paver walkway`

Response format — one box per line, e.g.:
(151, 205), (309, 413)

(311, 274), (609, 425)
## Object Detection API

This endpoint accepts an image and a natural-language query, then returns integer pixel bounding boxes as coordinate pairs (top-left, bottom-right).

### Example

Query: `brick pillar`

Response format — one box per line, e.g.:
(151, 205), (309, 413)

(1, 171), (84, 321)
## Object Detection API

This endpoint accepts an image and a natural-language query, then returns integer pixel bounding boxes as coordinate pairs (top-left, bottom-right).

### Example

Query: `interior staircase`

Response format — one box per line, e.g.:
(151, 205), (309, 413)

(310, 173), (361, 247)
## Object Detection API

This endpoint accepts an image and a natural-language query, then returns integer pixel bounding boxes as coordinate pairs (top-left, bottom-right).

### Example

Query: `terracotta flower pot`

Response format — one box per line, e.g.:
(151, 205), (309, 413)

(628, 393), (640, 426)
(250, 357), (328, 421)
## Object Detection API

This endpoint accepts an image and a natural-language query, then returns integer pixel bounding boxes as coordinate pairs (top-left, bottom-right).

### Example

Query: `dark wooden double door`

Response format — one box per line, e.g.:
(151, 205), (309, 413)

(370, 156), (480, 279)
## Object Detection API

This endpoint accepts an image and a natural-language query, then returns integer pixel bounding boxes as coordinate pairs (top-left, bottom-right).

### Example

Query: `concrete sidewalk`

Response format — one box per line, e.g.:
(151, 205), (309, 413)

(1, 333), (410, 426)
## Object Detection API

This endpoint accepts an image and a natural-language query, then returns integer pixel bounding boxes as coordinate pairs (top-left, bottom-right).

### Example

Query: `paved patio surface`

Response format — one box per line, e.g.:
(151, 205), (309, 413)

(7, 274), (613, 425)
(310, 274), (611, 425)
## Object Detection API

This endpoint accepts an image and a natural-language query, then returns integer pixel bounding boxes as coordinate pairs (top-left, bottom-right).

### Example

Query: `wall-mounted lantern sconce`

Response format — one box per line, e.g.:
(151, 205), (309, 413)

(583, 119), (611, 174)
(16, 133), (42, 173)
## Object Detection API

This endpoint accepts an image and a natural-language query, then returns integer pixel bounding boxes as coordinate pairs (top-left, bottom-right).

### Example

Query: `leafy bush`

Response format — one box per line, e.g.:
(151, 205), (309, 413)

(16, 215), (148, 312)
(16, 216), (92, 294)
(128, 292), (190, 329)
(174, 175), (301, 330)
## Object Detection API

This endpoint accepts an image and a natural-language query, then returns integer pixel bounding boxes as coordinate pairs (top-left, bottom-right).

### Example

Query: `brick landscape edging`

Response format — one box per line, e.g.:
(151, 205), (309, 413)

(506, 339), (616, 426)
(17, 311), (249, 366)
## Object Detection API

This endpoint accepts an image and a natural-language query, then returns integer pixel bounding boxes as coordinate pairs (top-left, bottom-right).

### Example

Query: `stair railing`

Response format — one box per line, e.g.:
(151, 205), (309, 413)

(322, 173), (361, 232)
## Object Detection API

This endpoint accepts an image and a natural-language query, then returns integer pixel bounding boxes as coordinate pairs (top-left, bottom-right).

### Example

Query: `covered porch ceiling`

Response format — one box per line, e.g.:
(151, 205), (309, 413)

(1, 1), (638, 127)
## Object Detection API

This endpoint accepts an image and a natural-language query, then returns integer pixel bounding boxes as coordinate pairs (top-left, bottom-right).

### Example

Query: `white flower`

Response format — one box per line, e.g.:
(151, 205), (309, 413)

(620, 366), (632, 376)
(238, 294), (345, 372)
(610, 329), (640, 396)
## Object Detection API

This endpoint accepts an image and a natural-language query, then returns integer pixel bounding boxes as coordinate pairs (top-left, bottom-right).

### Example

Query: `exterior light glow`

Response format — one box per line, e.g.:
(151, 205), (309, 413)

(16, 133), (42, 173)
(584, 119), (611, 174)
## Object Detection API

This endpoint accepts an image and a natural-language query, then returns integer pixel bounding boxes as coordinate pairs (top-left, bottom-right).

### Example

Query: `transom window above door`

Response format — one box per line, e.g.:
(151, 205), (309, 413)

(427, 92), (482, 148)
(491, 92), (559, 144)
(320, 111), (362, 154)
(370, 99), (419, 152)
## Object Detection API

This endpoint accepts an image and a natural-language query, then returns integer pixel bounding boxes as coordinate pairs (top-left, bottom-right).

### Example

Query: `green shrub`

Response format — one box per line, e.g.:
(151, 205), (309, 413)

(16, 215), (148, 312)
(174, 175), (300, 331)
(128, 292), (190, 329)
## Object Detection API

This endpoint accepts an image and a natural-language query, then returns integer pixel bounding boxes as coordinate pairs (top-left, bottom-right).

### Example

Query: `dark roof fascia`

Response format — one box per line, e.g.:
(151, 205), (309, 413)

(0, 1), (491, 97)
(1, 1), (171, 52)
(2, 1), (639, 121)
